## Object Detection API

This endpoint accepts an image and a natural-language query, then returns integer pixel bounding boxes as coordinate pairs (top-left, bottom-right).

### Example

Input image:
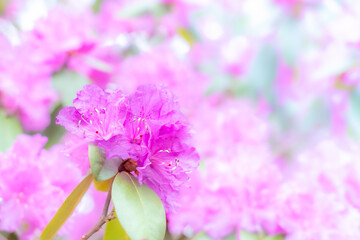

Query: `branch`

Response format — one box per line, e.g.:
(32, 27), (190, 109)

(81, 210), (115, 240)
(102, 181), (113, 218)
(81, 180), (114, 240)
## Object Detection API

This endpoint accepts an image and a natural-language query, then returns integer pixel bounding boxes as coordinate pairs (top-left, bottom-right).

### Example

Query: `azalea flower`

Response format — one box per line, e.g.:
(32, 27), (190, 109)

(57, 84), (199, 212)
(0, 134), (81, 239)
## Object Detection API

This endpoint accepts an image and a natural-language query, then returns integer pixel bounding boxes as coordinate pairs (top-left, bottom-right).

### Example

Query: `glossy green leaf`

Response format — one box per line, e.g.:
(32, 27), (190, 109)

(0, 109), (22, 152)
(103, 211), (130, 240)
(112, 172), (166, 240)
(40, 174), (93, 240)
(88, 144), (122, 181)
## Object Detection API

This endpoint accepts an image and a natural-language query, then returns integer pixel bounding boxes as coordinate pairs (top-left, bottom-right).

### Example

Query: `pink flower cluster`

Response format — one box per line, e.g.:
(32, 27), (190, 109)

(169, 98), (360, 239)
(1, 0), (360, 239)
(0, 36), (57, 131)
(275, 139), (360, 239)
(168, 98), (282, 239)
(0, 134), (81, 239)
(0, 6), (119, 131)
(57, 84), (199, 212)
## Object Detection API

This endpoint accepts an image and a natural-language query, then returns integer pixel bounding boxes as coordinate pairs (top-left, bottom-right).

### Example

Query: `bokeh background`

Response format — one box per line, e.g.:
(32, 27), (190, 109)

(1, 0), (360, 239)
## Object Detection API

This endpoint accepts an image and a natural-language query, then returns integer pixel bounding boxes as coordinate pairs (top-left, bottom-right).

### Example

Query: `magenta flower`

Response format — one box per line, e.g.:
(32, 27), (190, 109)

(57, 84), (128, 141)
(57, 84), (199, 212)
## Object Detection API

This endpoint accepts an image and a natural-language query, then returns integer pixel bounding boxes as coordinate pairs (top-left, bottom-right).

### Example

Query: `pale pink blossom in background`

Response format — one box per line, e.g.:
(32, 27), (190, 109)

(0, 135), (81, 239)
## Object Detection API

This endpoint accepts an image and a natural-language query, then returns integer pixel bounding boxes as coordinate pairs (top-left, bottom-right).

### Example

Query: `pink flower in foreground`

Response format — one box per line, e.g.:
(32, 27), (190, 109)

(0, 134), (81, 239)
(57, 84), (128, 141)
(57, 84), (199, 212)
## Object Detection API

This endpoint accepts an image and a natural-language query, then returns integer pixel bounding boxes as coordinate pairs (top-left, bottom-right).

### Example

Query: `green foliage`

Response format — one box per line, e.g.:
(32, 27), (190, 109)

(40, 174), (93, 240)
(88, 144), (122, 181)
(0, 231), (18, 240)
(117, 1), (168, 18)
(240, 231), (284, 240)
(42, 104), (66, 149)
(276, 20), (303, 66)
(103, 212), (130, 240)
(0, 110), (22, 152)
(347, 88), (360, 139)
(52, 70), (89, 107)
(192, 232), (213, 240)
(92, 0), (104, 13)
(93, 177), (113, 192)
(245, 44), (278, 103)
(192, 231), (283, 240)
(112, 172), (166, 240)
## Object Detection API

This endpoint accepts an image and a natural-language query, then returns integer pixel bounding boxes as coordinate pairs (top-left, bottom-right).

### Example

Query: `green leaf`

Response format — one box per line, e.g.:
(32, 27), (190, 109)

(192, 232), (236, 240)
(93, 177), (113, 192)
(347, 88), (360, 140)
(264, 235), (285, 240)
(52, 70), (89, 107)
(112, 172), (166, 240)
(103, 211), (130, 240)
(88, 144), (122, 181)
(223, 233), (236, 240)
(239, 231), (259, 240)
(0, 109), (22, 152)
(178, 28), (195, 46)
(192, 232), (212, 240)
(40, 174), (93, 240)
(240, 231), (284, 240)
(118, 1), (166, 18)
(276, 20), (303, 66)
(245, 44), (277, 103)
(0, 231), (18, 240)
(92, 0), (104, 13)
(42, 104), (66, 149)
(0, 0), (9, 15)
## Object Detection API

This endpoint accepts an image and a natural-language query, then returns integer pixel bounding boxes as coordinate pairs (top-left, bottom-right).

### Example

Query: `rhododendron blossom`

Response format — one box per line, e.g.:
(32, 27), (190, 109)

(2, 0), (360, 239)
(0, 134), (81, 240)
(0, 36), (57, 131)
(275, 139), (360, 239)
(168, 98), (280, 239)
(57, 84), (199, 212)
